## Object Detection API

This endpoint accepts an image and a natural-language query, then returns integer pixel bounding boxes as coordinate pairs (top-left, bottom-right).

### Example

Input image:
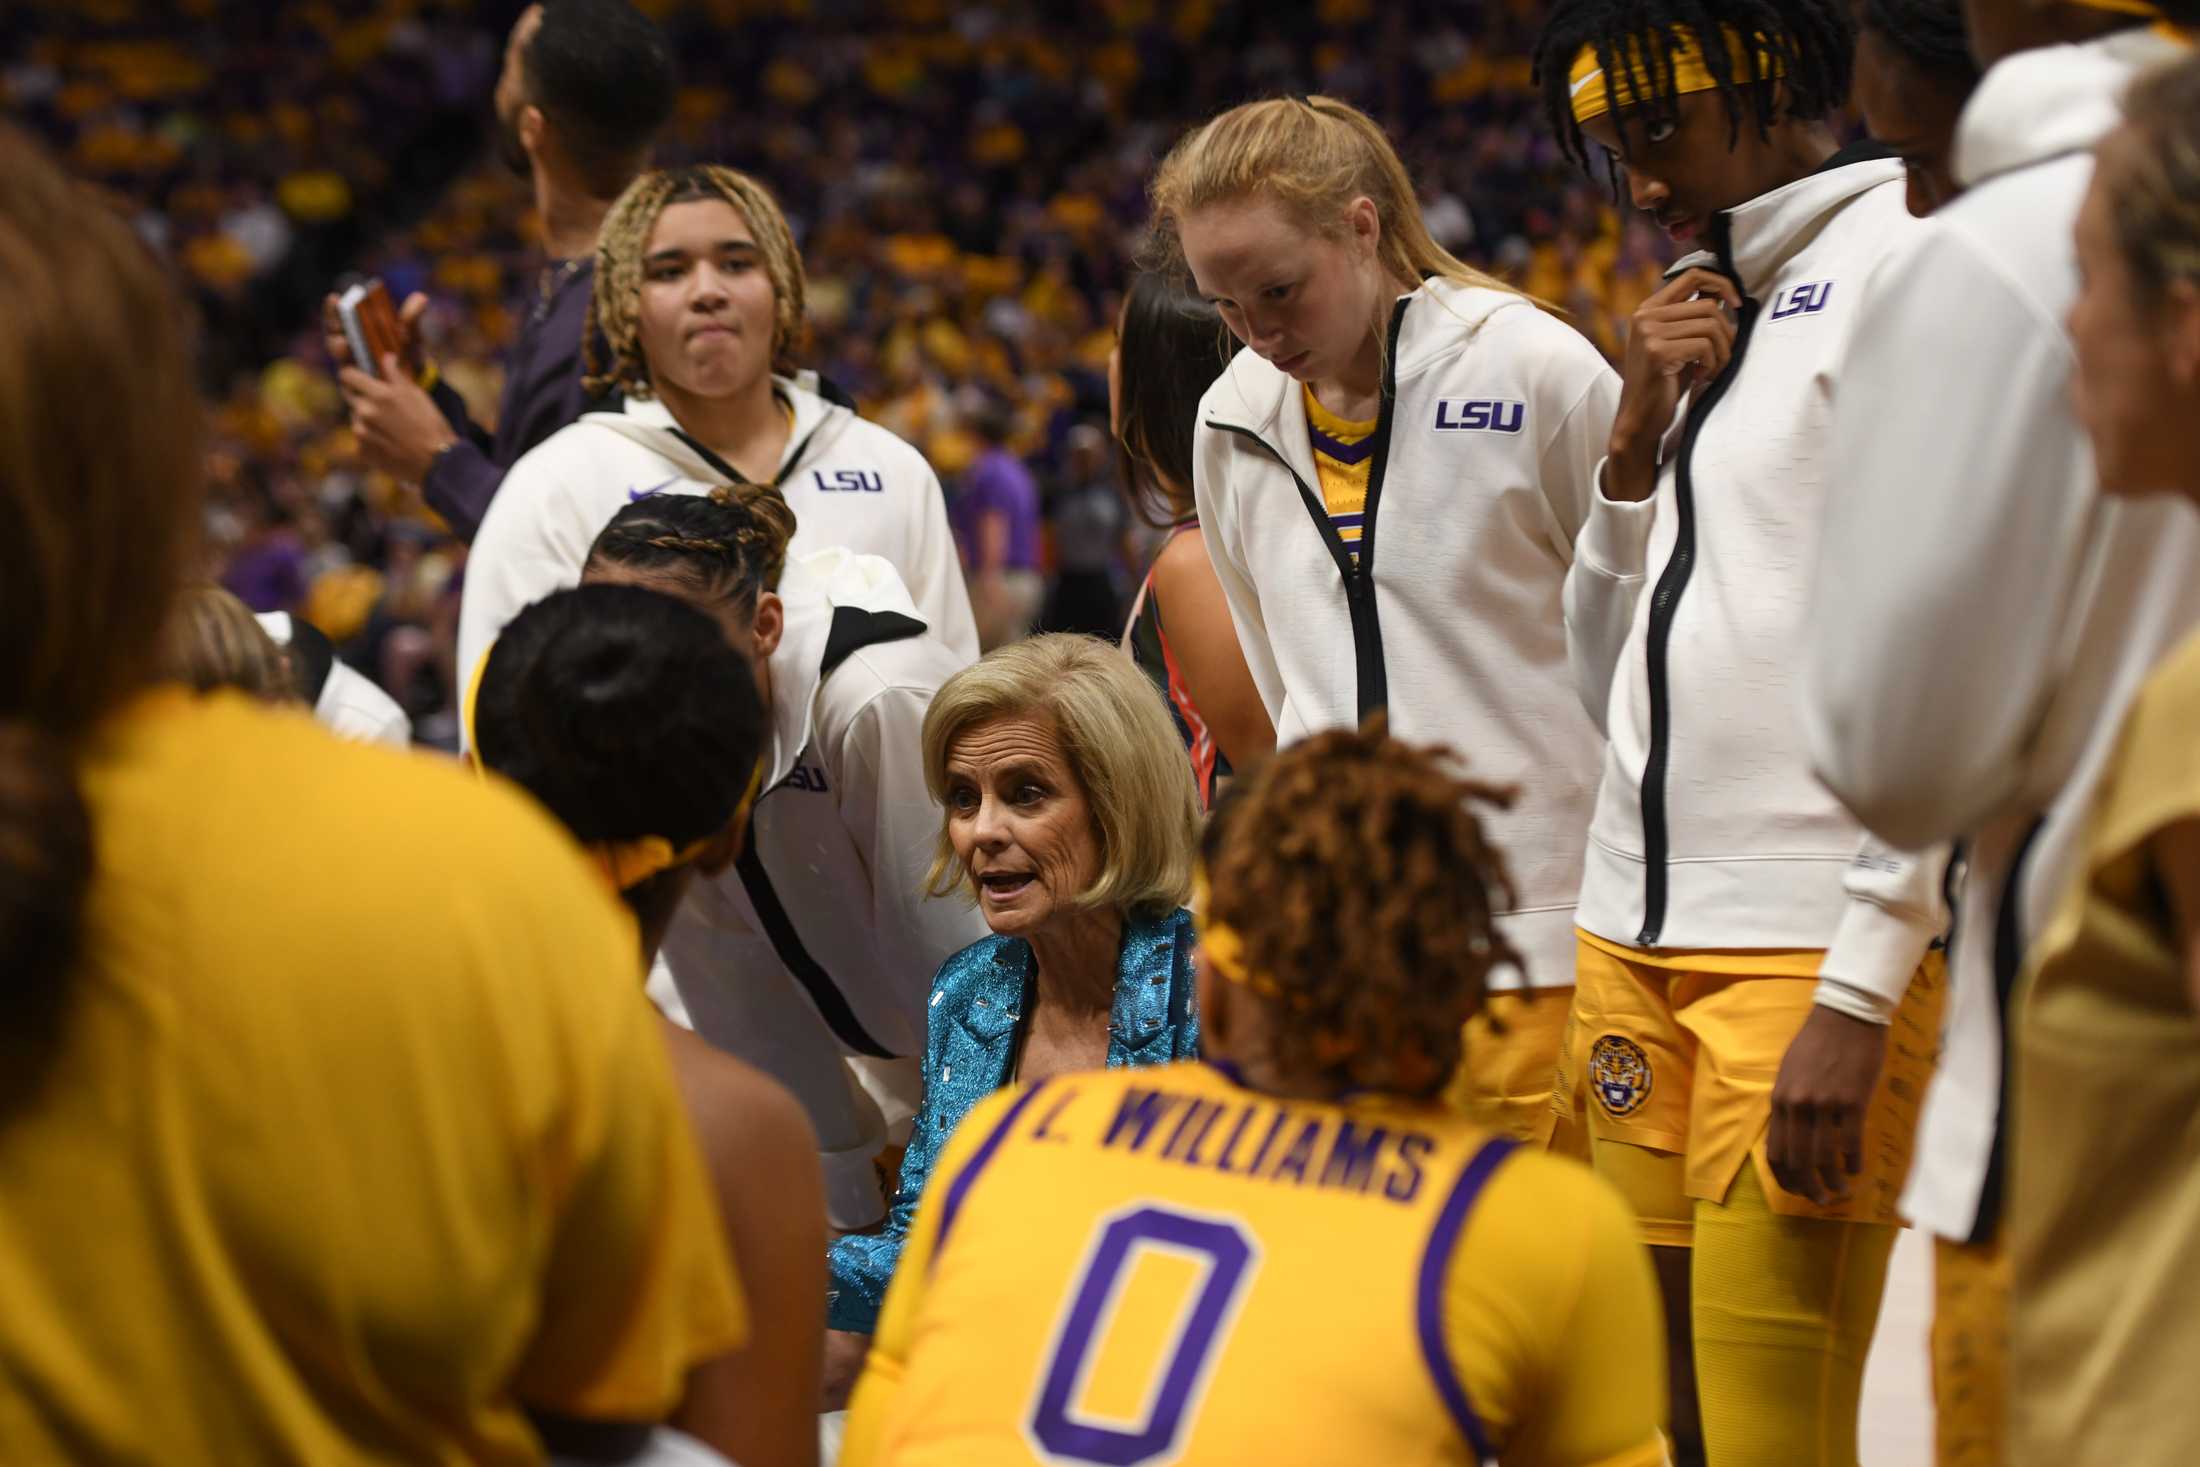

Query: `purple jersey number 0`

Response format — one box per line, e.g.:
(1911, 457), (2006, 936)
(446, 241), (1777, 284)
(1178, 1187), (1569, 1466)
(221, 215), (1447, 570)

(1025, 1204), (1259, 1466)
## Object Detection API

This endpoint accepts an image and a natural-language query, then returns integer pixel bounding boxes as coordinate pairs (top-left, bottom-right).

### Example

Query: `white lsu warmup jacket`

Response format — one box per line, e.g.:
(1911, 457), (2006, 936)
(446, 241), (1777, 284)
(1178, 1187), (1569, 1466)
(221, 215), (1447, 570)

(456, 376), (979, 699)
(1564, 149), (1949, 1005)
(254, 612), (411, 747)
(1804, 27), (2200, 1244)
(1192, 277), (1619, 992)
(665, 547), (987, 1229)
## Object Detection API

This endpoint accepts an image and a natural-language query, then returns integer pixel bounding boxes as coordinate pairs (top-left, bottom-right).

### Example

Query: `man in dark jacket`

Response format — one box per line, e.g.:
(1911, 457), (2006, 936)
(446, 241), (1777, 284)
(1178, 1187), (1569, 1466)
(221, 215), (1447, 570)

(331, 0), (674, 540)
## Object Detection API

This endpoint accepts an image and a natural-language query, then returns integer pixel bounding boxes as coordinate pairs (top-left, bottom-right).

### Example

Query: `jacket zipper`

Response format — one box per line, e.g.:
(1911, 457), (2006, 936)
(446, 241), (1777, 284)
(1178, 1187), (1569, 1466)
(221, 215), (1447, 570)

(1205, 296), (1411, 721)
(1637, 244), (1758, 947)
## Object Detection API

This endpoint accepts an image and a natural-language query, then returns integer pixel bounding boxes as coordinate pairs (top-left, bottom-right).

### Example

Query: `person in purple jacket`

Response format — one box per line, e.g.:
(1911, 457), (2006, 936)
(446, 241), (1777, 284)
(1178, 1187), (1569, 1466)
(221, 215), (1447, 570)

(952, 394), (1044, 650)
(329, 0), (674, 541)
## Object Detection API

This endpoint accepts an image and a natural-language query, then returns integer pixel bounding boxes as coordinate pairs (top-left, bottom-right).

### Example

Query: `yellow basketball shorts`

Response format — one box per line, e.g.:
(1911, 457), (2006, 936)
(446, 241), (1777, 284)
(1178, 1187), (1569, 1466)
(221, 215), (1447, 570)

(1445, 986), (1572, 1146)
(1553, 931), (1943, 1232)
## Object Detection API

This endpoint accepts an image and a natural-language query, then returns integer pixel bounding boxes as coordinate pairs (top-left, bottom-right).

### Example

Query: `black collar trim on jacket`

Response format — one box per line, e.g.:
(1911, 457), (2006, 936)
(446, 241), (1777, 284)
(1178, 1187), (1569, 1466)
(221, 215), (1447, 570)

(730, 603), (929, 1060)
(284, 615), (337, 706)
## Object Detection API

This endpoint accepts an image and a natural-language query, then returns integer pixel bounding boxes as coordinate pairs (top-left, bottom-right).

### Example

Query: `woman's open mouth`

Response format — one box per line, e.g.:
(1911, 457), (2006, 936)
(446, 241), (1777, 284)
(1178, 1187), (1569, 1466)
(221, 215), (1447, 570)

(978, 871), (1035, 900)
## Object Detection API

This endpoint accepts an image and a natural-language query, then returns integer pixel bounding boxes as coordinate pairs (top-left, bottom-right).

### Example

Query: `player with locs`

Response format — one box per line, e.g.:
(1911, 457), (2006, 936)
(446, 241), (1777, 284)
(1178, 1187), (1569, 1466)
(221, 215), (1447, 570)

(457, 163), (978, 709)
(1533, 0), (1949, 1459)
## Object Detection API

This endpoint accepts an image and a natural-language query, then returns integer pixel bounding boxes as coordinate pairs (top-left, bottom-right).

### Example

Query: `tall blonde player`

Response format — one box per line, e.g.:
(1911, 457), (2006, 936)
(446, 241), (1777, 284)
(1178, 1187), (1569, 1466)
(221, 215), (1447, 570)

(1149, 95), (1620, 1144)
(842, 723), (1667, 1467)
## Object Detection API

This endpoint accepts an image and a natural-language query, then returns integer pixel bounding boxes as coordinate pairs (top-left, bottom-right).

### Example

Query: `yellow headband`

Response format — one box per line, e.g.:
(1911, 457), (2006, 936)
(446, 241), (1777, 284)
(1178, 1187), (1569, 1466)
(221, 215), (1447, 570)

(462, 641), (492, 764)
(1569, 25), (1786, 125)
(2074, 0), (2161, 14)
(589, 758), (765, 891)
(465, 634), (770, 893)
(1191, 867), (1308, 1009)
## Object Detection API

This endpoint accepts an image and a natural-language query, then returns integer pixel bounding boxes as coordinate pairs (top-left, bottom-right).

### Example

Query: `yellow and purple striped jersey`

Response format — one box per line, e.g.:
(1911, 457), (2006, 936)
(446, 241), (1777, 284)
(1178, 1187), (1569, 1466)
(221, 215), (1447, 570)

(1304, 385), (1375, 569)
(842, 1061), (1668, 1467)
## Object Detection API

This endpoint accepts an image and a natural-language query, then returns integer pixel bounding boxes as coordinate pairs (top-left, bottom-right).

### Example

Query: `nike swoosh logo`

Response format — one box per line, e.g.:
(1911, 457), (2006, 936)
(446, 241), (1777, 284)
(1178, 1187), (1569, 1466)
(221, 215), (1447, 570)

(1570, 69), (1602, 97)
(627, 478), (677, 502)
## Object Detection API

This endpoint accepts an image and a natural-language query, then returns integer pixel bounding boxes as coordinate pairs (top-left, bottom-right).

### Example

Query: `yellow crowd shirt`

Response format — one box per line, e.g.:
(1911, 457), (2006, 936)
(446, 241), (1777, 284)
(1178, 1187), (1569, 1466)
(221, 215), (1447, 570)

(1304, 384), (1375, 569)
(2013, 626), (2200, 1460)
(0, 691), (746, 1464)
(843, 1061), (1667, 1467)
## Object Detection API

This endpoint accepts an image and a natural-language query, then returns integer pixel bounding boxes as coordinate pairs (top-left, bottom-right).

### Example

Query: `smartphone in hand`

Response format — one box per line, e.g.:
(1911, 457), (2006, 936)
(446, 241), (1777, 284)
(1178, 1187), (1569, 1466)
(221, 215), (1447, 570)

(335, 277), (404, 378)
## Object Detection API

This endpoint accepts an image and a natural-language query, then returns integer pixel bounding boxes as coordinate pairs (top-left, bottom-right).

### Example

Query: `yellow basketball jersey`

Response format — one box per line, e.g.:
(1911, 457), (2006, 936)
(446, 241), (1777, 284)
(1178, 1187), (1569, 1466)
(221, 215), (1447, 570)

(843, 1061), (1667, 1467)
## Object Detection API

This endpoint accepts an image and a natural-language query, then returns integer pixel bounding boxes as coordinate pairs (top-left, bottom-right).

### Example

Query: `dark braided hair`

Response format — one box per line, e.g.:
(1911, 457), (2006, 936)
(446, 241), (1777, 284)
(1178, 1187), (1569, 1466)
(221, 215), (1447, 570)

(474, 583), (767, 851)
(1201, 718), (1521, 1101)
(1533, 0), (1855, 174)
(1857, 0), (1978, 82)
(584, 483), (799, 618)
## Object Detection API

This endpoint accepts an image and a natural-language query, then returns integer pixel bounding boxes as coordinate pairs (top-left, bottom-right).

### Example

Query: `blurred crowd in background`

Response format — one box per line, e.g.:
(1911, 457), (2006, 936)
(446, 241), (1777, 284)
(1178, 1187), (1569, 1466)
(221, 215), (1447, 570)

(5, 0), (1672, 745)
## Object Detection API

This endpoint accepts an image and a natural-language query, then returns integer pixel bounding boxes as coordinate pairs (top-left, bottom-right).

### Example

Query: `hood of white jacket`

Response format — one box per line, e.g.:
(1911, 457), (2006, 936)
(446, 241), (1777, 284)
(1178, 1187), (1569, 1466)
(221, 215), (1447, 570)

(1955, 27), (2187, 189)
(576, 371), (848, 484)
(761, 546), (925, 787)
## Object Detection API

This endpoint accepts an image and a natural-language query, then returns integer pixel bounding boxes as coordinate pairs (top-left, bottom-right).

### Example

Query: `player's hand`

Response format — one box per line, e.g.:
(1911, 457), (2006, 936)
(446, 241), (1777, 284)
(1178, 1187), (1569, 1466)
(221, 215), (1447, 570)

(1767, 1006), (1889, 1205)
(1603, 268), (1741, 502)
(321, 289), (430, 378)
(340, 353), (458, 483)
(821, 1329), (871, 1412)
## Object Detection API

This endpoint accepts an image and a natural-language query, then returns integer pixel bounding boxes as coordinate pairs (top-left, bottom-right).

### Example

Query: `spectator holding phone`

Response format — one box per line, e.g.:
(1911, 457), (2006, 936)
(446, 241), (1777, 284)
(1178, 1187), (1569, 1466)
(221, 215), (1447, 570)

(330, 0), (674, 541)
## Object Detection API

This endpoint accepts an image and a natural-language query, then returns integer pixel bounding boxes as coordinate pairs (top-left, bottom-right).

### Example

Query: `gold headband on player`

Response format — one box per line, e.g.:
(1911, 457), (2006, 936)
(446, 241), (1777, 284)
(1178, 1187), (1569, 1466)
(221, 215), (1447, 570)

(1569, 25), (1787, 125)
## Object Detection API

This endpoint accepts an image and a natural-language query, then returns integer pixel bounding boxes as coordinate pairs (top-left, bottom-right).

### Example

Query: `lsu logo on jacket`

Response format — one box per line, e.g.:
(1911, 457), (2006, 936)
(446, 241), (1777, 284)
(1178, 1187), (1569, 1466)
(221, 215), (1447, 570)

(1432, 398), (1525, 434)
(814, 468), (884, 493)
(1769, 280), (1835, 321)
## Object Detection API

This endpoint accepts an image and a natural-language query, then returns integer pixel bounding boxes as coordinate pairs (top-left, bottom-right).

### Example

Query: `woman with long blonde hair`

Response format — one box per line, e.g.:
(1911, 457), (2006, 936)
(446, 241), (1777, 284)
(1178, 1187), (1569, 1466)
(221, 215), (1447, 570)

(1150, 94), (1618, 1147)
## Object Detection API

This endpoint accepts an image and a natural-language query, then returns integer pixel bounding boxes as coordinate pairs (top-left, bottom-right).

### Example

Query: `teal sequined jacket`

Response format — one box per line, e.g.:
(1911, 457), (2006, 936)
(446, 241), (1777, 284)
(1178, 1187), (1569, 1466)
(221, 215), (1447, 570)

(826, 906), (1199, 1333)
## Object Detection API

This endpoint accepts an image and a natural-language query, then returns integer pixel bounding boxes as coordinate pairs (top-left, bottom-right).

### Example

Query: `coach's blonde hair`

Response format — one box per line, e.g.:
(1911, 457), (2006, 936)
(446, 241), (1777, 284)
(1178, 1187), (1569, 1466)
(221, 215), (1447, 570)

(583, 164), (808, 398)
(1146, 95), (1522, 304)
(921, 635), (1199, 920)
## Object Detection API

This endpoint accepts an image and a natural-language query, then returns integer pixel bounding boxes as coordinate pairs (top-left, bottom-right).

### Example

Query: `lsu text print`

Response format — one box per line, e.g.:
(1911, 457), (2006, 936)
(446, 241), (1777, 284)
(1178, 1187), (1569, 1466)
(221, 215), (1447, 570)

(1768, 279), (1835, 321)
(1432, 398), (1525, 434)
(815, 468), (885, 493)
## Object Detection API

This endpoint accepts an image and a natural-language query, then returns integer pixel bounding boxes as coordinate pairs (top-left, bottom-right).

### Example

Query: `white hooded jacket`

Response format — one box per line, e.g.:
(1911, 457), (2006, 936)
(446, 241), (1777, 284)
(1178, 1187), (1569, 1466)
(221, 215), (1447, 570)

(1192, 277), (1619, 992)
(456, 377), (978, 707)
(663, 547), (987, 1221)
(1803, 27), (2199, 1242)
(254, 612), (411, 747)
(1565, 150), (1951, 996)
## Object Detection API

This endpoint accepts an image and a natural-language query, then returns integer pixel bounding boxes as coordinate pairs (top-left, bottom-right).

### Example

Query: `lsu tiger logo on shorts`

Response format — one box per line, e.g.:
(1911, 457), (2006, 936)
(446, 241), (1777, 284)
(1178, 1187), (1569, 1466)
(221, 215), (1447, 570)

(1589, 1034), (1652, 1118)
